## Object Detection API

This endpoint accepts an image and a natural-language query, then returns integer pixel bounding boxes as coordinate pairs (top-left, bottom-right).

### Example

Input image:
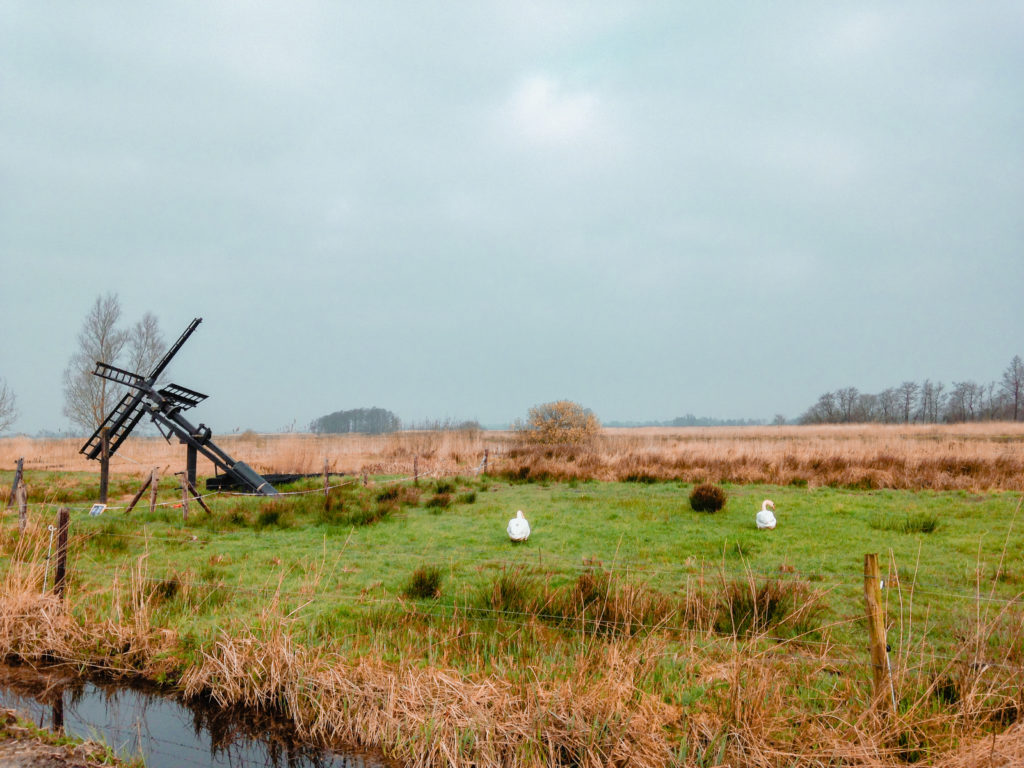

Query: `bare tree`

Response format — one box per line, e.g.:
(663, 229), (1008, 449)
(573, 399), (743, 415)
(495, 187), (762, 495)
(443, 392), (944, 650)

(127, 311), (167, 377)
(877, 388), (900, 423)
(897, 381), (919, 423)
(1001, 355), (1024, 421)
(836, 387), (859, 422)
(0, 377), (17, 433)
(63, 294), (129, 433)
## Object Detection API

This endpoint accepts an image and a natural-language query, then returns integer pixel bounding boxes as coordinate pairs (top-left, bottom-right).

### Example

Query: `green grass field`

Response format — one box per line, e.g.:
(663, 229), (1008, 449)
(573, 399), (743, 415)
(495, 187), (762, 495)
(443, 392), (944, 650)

(13, 474), (1019, 657)
(4, 470), (1023, 765)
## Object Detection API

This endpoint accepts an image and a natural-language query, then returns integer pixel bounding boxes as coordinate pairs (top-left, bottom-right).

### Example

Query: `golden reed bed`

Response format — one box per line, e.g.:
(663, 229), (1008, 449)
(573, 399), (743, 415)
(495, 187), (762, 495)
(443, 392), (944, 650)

(3, 422), (1024, 491)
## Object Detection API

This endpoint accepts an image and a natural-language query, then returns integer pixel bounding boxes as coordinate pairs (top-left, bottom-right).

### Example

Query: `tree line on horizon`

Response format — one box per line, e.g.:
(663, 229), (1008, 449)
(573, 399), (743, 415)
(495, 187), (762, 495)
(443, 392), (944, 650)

(800, 355), (1024, 425)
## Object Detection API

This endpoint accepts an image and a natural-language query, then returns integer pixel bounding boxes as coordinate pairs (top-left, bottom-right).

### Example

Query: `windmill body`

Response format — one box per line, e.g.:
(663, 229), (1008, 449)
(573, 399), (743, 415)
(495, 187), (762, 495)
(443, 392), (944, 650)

(80, 318), (278, 495)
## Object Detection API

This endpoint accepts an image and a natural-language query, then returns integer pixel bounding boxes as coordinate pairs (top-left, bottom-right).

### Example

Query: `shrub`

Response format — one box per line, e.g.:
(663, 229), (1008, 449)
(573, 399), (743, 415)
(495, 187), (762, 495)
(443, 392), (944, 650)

(403, 565), (443, 599)
(689, 483), (727, 513)
(515, 400), (601, 446)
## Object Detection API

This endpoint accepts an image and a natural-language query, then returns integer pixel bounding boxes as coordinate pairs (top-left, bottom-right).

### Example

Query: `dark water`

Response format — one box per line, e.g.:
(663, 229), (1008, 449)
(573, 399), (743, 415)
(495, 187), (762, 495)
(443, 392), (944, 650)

(0, 665), (392, 768)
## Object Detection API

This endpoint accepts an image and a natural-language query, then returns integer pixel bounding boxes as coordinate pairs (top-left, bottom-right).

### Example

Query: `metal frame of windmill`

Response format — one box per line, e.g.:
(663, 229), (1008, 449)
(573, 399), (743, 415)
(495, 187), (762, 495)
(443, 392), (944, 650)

(79, 317), (278, 495)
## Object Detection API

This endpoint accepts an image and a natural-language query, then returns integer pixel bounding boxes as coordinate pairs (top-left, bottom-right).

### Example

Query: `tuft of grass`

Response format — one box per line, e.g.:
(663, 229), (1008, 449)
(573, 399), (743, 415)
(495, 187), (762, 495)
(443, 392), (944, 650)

(425, 493), (451, 511)
(403, 565), (443, 599)
(869, 510), (940, 534)
(714, 577), (826, 637)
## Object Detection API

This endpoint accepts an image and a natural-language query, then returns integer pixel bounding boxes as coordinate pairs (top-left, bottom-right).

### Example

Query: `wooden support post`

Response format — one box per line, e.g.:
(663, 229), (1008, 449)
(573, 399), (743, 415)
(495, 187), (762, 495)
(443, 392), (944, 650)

(184, 478), (212, 515)
(186, 444), (198, 491)
(323, 458), (329, 498)
(54, 506), (69, 600)
(99, 427), (110, 504)
(414, 455), (419, 486)
(17, 483), (28, 534)
(864, 553), (891, 714)
(149, 468), (159, 515)
(6, 457), (23, 509)
(125, 472), (154, 514)
(179, 473), (190, 522)
(483, 449), (489, 475)
(362, 470), (368, 487)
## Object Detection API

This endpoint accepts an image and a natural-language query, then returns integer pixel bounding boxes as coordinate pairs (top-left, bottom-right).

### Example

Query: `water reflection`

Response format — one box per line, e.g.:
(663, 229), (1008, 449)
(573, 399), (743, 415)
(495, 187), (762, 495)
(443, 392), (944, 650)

(0, 665), (390, 768)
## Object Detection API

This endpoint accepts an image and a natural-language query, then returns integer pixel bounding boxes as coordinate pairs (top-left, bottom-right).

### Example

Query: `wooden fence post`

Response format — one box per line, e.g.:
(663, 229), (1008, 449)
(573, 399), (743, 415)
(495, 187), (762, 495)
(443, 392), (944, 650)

(149, 468), (159, 515)
(414, 455), (419, 486)
(864, 553), (892, 714)
(483, 449), (489, 475)
(54, 506), (69, 600)
(125, 471), (154, 514)
(362, 470), (368, 487)
(99, 427), (110, 504)
(17, 483), (28, 534)
(323, 458), (329, 498)
(6, 457), (23, 510)
(179, 473), (189, 522)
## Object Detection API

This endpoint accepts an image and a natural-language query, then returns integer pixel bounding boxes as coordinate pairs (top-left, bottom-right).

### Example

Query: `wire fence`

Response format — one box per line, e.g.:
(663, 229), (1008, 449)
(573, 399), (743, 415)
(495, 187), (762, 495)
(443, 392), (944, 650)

(4, 457), (1023, 689)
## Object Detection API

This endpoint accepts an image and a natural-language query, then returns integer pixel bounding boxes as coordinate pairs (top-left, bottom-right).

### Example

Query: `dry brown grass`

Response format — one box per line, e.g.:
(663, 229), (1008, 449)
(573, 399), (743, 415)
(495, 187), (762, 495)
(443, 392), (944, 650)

(2, 536), (1023, 767)
(4, 422), (1024, 491)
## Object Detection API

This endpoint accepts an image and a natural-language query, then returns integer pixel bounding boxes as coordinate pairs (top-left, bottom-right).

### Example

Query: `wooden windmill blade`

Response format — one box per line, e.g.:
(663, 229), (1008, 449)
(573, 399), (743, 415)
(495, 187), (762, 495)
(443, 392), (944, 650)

(77, 316), (278, 496)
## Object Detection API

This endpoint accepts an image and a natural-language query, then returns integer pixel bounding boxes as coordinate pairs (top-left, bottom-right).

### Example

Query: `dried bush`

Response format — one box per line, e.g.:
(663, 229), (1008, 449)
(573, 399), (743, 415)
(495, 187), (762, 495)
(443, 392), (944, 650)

(516, 400), (601, 446)
(689, 483), (727, 513)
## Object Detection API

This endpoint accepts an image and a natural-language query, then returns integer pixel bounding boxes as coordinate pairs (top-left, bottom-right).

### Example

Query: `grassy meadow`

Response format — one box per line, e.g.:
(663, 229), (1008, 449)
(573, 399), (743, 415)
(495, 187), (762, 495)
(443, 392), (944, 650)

(1, 428), (1024, 767)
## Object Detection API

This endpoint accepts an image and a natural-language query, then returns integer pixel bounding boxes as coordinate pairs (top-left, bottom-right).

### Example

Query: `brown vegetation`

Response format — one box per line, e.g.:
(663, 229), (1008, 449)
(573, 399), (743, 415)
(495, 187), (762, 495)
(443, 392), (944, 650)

(2, 524), (1023, 766)
(3, 422), (1024, 492)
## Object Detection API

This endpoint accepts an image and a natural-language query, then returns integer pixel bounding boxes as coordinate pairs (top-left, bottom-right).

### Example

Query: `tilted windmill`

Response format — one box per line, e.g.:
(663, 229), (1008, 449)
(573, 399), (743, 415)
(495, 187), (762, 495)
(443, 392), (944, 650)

(79, 317), (278, 495)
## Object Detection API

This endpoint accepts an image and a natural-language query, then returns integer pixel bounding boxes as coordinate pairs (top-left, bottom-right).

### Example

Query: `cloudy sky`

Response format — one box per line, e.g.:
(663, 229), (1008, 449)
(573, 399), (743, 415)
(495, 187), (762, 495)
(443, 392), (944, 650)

(2, 2), (1022, 434)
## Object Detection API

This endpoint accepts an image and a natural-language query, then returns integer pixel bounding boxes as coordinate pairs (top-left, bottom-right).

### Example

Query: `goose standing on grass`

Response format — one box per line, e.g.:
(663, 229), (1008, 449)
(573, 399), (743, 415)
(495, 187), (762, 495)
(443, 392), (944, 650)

(756, 500), (777, 530)
(507, 510), (531, 541)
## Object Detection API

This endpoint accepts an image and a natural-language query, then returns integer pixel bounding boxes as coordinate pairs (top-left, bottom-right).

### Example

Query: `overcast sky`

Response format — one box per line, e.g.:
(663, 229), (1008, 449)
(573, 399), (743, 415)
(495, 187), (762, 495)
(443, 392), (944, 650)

(2, 2), (1022, 434)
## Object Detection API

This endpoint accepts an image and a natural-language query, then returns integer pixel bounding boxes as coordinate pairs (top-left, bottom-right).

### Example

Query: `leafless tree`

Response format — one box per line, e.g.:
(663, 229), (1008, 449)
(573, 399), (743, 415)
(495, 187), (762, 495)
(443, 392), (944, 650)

(836, 387), (859, 422)
(63, 294), (128, 433)
(897, 381), (919, 423)
(877, 388), (900, 423)
(0, 377), (17, 433)
(127, 312), (166, 377)
(1001, 355), (1024, 421)
(62, 294), (167, 434)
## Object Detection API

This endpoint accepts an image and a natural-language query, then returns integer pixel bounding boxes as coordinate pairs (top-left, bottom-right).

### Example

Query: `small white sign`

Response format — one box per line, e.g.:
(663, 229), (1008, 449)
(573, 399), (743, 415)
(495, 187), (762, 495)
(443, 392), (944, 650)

(89, 503), (106, 517)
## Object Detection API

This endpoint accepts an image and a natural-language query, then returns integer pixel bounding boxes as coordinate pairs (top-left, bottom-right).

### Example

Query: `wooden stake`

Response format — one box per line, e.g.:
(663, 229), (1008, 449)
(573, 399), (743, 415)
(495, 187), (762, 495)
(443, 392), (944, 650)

(483, 449), (489, 475)
(179, 473), (189, 522)
(414, 455), (419, 486)
(362, 470), (368, 487)
(864, 553), (891, 714)
(6, 457), (23, 510)
(125, 472), (154, 514)
(17, 483), (27, 534)
(149, 468), (159, 515)
(184, 478), (212, 515)
(54, 506), (69, 600)
(323, 458), (329, 498)
(99, 427), (110, 504)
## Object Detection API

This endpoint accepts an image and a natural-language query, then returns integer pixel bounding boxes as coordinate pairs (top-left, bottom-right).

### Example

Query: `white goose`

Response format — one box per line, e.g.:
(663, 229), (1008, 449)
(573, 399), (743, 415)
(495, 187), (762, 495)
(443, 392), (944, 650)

(507, 510), (531, 541)
(756, 499), (777, 530)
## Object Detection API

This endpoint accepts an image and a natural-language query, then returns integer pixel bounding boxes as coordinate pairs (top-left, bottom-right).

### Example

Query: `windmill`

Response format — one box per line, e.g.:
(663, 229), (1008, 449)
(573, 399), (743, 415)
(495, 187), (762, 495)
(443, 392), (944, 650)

(79, 317), (278, 495)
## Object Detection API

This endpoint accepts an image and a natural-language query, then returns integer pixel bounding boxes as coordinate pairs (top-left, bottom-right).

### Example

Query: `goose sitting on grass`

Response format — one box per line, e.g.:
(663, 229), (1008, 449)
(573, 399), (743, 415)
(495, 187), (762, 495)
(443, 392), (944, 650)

(507, 510), (531, 541)
(756, 499), (777, 530)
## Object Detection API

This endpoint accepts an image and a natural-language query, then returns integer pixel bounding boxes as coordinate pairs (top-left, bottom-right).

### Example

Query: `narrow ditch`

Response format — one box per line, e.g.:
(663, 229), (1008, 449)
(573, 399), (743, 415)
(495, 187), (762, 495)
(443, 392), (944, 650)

(0, 664), (393, 768)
